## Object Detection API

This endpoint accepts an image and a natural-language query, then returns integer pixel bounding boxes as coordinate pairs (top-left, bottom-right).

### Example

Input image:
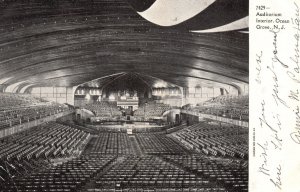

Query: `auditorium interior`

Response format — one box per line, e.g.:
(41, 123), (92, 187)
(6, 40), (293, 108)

(0, 0), (249, 192)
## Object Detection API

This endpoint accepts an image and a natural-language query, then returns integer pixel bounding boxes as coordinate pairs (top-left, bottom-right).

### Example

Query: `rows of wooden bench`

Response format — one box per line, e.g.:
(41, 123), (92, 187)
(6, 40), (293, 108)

(83, 133), (134, 155)
(170, 123), (248, 159)
(0, 122), (90, 161)
(88, 155), (227, 191)
(1, 154), (234, 192)
(136, 133), (187, 155)
(2, 154), (116, 192)
(163, 155), (248, 192)
(0, 158), (52, 189)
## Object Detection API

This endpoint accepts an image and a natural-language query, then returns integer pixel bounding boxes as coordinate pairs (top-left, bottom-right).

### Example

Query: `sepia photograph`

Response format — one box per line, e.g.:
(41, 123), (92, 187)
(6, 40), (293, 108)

(0, 0), (250, 191)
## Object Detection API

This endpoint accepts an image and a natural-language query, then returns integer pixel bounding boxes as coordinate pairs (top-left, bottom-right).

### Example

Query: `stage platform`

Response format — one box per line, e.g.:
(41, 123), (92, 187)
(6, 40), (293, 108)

(85, 121), (169, 134)
(89, 121), (164, 128)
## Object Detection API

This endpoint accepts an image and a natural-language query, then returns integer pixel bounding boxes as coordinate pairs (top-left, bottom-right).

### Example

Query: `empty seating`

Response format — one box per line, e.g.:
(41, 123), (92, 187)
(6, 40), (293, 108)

(0, 115), (248, 191)
(0, 122), (90, 161)
(165, 124), (187, 134)
(170, 122), (248, 159)
(92, 155), (225, 191)
(163, 155), (248, 192)
(0, 158), (52, 189)
(136, 133), (187, 155)
(83, 133), (134, 155)
(2, 154), (116, 192)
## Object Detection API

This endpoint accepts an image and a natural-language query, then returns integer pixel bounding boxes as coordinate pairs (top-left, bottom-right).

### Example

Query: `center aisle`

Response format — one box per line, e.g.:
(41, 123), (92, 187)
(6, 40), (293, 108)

(129, 135), (143, 156)
(1, 121), (248, 192)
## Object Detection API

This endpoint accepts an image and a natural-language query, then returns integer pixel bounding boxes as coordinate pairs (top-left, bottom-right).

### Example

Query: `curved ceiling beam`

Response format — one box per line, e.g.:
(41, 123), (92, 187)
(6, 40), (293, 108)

(2, 59), (248, 88)
(150, 72), (241, 88)
(22, 69), (244, 89)
(0, 77), (12, 84)
(76, 72), (126, 87)
(0, 32), (248, 64)
(0, 0), (248, 92)
(5, 81), (27, 93)
(138, 73), (182, 88)
(19, 84), (36, 94)
(1, 50), (247, 83)
(99, 73), (128, 92)
(0, 44), (247, 76)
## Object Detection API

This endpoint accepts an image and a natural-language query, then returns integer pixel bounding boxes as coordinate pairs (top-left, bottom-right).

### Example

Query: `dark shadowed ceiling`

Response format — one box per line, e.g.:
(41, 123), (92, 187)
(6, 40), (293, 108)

(77, 73), (177, 89)
(0, 0), (249, 93)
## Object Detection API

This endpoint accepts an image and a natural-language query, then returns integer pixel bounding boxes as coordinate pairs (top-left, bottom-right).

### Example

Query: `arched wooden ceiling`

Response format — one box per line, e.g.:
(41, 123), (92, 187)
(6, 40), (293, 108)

(77, 73), (177, 90)
(0, 0), (248, 93)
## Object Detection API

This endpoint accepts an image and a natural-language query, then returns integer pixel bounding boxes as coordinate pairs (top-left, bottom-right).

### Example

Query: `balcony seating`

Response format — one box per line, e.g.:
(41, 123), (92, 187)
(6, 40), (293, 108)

(0, 93), (47, 110)
(84, 102), (122, 117)
(185, 95), (249, 121)
(134, 103), (171, 118)
(0, 104), (70, 130)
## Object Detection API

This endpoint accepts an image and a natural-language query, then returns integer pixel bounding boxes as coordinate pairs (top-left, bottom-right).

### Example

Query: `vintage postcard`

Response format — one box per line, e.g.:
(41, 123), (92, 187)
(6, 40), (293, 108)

(250, 0), (300, 191)
(0, 0), (297, 192)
